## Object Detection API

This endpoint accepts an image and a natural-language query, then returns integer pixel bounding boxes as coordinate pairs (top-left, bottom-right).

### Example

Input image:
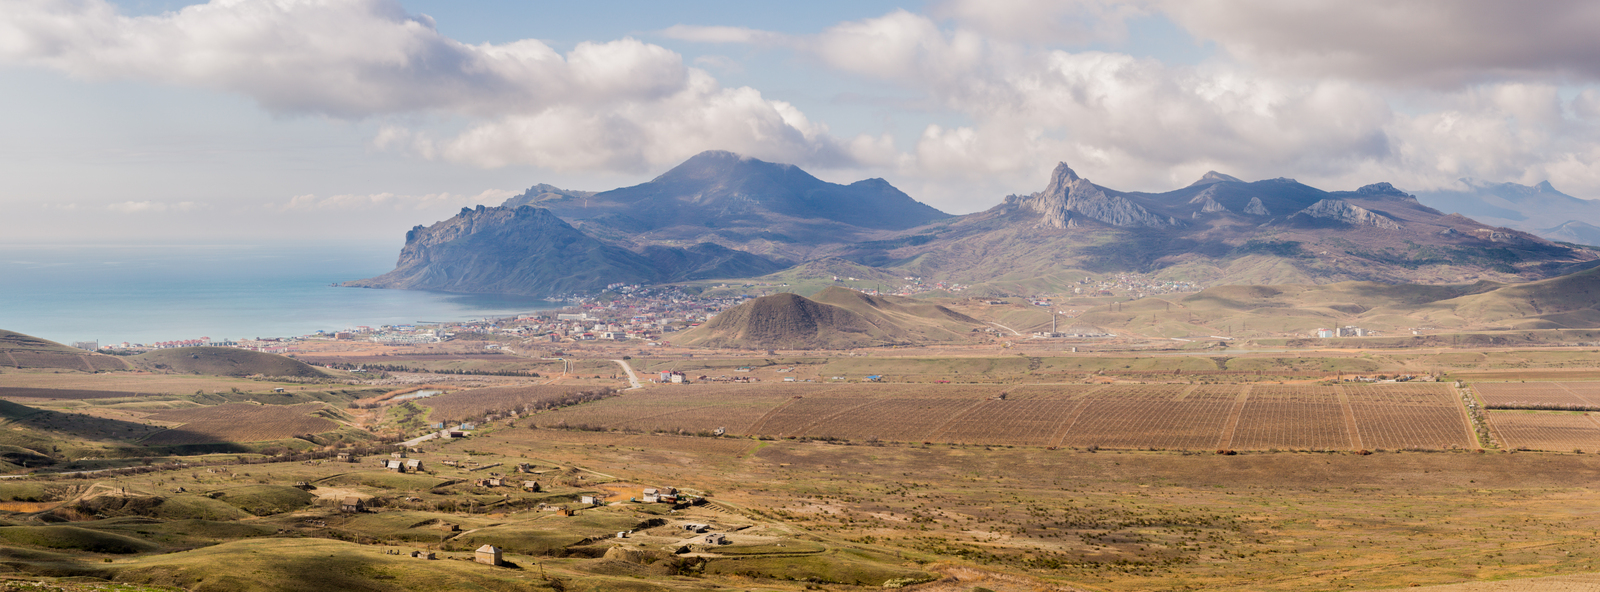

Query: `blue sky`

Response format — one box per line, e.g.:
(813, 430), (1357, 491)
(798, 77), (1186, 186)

(3, 1), (1599, 245)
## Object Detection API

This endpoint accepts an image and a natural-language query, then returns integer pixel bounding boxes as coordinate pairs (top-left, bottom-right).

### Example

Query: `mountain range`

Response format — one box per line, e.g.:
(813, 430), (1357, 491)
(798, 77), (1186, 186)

(349, 151), (1600, 298)
(1415, 179), (1600, 245)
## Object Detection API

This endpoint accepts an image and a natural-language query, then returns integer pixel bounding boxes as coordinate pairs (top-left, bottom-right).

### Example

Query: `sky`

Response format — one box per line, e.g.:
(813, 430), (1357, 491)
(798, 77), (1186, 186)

(4, 0), (1600, 247)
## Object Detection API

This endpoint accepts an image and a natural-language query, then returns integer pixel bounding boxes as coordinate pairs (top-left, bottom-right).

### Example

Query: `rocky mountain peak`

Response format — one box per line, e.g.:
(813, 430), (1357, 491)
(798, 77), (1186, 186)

(1356, 182), (1408, 197)
(1188, 171), (1244, 187)
(1008, 162), (1178, 229)
(1041, 162), (1084, 197)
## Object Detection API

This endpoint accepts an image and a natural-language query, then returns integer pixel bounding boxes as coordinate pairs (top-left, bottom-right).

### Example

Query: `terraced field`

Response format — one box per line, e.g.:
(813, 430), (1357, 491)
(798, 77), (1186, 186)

(1475, 382), (1600, 410)
(1487, 411), (1600, 451)
(529, 382), (1476, 451)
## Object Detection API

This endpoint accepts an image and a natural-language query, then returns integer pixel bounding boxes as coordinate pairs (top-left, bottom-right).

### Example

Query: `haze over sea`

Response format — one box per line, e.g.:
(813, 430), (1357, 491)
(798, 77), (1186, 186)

(1, 242), (557, 346)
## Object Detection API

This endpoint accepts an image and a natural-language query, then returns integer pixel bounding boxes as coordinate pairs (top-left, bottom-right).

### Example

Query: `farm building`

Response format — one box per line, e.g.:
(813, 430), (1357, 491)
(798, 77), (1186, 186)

(682, 523), (709, 533)
(522, 481), (541, 492)
(474, 545), (501, 566)
(704, 533), (727, 545)
(410, 550), (435, 560)
(405, 459), (423, 471)
(341, 497), (365, 513)
(383, 459), (406, 472)
(580, 495), (601, 505)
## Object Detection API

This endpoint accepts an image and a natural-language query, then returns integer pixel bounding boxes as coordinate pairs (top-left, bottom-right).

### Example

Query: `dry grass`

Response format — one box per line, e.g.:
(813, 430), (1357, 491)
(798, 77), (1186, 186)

(141, 403), (340, 445)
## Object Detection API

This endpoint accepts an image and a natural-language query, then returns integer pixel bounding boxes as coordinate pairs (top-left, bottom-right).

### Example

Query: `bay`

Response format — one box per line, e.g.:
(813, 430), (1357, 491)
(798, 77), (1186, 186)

(0, 242), (558, 345)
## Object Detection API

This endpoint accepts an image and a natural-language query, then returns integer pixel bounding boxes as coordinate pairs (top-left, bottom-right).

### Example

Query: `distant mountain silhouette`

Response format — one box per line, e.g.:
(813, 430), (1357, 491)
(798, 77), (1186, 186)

(353, 151), (1600, 299)
(1416, 179), (1600, 243)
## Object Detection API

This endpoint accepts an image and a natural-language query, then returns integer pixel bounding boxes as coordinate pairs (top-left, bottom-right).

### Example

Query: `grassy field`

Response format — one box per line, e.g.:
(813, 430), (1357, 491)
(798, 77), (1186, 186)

(12, 343), (1600, 590)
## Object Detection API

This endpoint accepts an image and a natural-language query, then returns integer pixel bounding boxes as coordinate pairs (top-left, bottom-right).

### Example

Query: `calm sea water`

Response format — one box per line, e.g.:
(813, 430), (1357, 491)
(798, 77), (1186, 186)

(0, 243), (558, 345)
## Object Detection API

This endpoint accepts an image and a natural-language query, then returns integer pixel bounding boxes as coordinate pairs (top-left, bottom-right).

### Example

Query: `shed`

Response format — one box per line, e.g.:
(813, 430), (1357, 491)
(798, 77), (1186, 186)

(580, 495), (600, 505)
(405, 459), (423, 471)
(522, 481), (541, 492)
(341, 497), (365, 513)
(474, 544), (501, 566)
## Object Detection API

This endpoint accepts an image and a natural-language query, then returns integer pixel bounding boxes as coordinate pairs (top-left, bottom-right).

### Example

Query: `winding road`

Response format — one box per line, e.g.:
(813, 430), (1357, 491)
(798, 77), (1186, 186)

(612, 359), (643, 390)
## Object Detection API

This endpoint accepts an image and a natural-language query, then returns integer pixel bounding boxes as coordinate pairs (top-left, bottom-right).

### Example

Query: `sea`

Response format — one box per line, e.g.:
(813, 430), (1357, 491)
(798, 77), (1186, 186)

(0, 242), (559, 346)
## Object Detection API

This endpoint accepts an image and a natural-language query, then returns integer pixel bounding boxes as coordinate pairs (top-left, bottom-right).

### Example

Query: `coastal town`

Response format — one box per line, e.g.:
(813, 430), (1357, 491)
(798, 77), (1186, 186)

(83, 272), (1213, 354)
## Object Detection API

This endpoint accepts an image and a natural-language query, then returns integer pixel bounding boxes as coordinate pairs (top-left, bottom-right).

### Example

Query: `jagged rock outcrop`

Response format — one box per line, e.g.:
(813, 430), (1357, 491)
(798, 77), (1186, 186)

(1293, 199), (1402, 230)
(1244, 196), (1271, 216)
(1006, 163), (1179, 229)
(1189, 186), (1230, 213)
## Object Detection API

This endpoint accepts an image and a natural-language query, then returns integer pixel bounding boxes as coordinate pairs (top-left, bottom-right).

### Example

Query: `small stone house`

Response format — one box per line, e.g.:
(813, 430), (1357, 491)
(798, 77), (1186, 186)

(341, 497), (365, 513)
(405, 459), (422, 472)
(522, 481), (541, 492)
(475, 544), (502, 566)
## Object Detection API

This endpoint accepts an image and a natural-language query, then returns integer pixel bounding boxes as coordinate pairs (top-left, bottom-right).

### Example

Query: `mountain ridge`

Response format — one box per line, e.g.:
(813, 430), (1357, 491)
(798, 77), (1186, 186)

(351, 150), (1600, 298)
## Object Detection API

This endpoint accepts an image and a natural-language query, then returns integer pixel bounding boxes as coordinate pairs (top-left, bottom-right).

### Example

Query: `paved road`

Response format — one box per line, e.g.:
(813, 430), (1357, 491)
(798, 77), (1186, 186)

(612, 359), (643, 390)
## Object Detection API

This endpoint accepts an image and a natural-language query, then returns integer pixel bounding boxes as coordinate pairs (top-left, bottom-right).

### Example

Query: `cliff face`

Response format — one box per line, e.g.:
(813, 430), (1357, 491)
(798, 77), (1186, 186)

(1003, 162), (1180, 229)
(1293, 199), (1403, 230)
(345, 205), (788, 297)
(345, 205), (658, 297)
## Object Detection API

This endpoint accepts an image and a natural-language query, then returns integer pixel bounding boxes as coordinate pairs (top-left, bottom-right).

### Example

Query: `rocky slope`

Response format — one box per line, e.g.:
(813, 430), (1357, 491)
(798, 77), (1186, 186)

(839, 166), (1597, 288)
(505, 150), (951, 261)
(344, 205), (784, 297)
(354, 151), (1600, 298)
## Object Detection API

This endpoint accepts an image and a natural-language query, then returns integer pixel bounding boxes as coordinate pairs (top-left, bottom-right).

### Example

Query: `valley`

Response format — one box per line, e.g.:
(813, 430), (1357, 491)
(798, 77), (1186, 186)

(7, 326), (1600, 591)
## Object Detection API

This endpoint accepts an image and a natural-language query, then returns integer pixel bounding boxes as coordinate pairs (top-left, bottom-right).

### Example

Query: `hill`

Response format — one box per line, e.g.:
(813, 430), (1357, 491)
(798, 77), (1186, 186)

(1050, 263), (1600, 340)
(130, 347), (331, 378)
(675, 288), (988, 349)
(344, 205), (787, 297)
(808, 286), (987, 342)
(0, 329), (129, 372)
(673, 292), (894, 349)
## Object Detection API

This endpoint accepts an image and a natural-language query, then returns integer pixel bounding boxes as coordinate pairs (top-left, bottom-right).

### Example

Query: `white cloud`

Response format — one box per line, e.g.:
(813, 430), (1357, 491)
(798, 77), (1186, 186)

(796, 11), (1396, 192)
(278, 189), (515, 212)
(0, 0), (852, 173)
(419, 69), (856, 172)
(0, 0), (687, 118)
(1381, 83), (1600, 191)
(106, 200), (204, 213)
(1164, 0), (1600, 87)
